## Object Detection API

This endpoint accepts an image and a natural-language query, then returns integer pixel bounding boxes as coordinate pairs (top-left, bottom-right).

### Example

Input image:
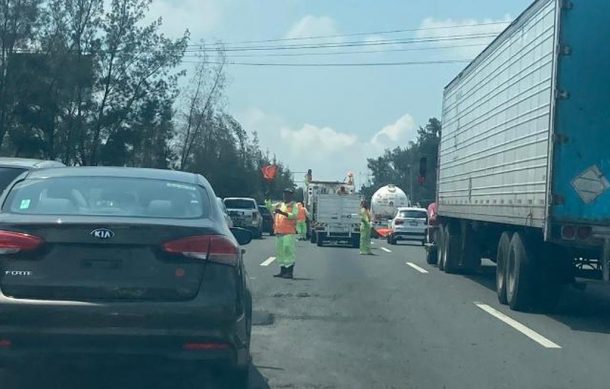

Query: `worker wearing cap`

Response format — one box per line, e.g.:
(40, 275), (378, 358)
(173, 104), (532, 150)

(272, 188), (299, 279)
(296, 201), (309, 241)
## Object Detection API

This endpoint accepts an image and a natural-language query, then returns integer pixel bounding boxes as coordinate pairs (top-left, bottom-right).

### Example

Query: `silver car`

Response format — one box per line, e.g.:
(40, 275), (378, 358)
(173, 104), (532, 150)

(224, 197), (263, 238)
(387, 207), (428, 245)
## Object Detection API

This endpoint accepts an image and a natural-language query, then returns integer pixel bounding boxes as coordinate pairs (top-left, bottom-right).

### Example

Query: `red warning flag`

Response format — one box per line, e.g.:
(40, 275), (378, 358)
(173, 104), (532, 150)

(261, 165), (278, 181)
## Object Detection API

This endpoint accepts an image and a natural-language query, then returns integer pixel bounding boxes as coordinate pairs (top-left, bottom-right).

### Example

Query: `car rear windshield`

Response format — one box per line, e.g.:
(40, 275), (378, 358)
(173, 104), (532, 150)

(0, 167), (27, 192)
(399, 210), (428, 219)
(258, 206), (271, 215)
(224, 199), (255, 209)
(4, 176), (209, 219)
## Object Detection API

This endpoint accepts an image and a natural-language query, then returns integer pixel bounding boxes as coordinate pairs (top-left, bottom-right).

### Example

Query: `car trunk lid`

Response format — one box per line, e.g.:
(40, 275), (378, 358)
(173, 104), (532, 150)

(0, 216), (223, 302)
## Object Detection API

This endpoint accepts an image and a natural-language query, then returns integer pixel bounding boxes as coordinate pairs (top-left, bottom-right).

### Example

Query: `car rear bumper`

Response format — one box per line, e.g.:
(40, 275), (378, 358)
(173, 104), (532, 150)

(392, 230), (426, 240)
(0, 294), (250, 368)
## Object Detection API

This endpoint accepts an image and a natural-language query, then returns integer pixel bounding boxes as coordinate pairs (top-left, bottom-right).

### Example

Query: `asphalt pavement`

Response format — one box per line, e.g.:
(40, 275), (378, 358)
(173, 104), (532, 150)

(4, 235), (610, 388)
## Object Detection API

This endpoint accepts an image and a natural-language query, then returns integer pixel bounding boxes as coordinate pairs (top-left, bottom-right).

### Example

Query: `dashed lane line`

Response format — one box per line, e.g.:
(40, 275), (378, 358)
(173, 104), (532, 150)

(380, 247), (392, 253)
(260, 256), (276, 266)
(475, 303), (561, 349)
(406, 262), (429, 274)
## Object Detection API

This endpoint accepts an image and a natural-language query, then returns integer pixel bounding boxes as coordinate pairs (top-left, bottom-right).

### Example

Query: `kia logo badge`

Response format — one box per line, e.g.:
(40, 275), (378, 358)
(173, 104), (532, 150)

(91, 228), (114, 240)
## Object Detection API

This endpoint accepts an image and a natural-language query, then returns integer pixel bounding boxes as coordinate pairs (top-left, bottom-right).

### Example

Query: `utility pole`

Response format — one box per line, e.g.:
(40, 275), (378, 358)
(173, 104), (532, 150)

(408, 165), (414, 205)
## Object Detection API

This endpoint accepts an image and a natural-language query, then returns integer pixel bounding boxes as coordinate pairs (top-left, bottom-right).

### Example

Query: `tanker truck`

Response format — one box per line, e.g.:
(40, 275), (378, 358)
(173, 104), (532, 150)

(370, 185), (410, 227)
(426, 0), (610, 312)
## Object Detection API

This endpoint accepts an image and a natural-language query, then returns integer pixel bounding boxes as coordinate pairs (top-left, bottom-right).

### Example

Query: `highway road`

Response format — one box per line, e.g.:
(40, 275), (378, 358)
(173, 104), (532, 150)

(4, 235), (610, 388)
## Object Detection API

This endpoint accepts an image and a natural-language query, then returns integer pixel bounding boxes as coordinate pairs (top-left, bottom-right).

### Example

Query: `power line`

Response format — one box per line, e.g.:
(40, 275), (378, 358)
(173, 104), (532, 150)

(187, 20), (510, 46)
(183, 32), (500, 53)
(181, 59), (472, 67)
(182, 42), (487, 59)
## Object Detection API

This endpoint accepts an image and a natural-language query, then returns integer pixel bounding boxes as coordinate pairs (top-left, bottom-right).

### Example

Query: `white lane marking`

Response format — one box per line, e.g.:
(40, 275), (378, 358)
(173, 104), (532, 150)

(260, 257), (276, 266)
(381, 247), (392, 253)
(475, 303), (561, 349)
(406, 262), (429, 274)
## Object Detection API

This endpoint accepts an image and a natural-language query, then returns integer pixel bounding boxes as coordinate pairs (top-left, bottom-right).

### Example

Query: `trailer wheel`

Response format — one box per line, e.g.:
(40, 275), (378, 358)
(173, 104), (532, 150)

(443, 223), (460, 274)
(351, 239), (358, 248)
(316, 232), (324, 247)
(426, 247), (438, 265)
(495, 232), (512, 305)
(506, 232), (536, 311)
(437, 225), (446, 271)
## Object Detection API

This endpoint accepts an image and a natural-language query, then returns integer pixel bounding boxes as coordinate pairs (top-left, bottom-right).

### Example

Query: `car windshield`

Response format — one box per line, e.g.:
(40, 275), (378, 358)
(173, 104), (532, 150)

(399, 210), (427, 219)
(224, 199), (255, 209)
(4, 177), (209, 219)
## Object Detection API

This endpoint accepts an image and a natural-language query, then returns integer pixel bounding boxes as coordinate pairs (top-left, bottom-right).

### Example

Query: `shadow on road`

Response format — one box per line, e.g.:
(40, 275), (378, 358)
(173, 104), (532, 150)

(464, 263), (610, 335)
(1, 362), (271, 389)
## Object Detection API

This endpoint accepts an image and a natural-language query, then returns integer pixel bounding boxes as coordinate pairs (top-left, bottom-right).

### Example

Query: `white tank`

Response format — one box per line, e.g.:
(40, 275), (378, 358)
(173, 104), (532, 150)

(371, 185), (410, 225)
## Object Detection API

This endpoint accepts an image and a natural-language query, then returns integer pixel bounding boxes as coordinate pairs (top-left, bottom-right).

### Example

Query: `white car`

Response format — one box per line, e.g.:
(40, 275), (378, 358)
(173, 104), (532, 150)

(224, 197), (263, 238)
(387, 207), (428, 245)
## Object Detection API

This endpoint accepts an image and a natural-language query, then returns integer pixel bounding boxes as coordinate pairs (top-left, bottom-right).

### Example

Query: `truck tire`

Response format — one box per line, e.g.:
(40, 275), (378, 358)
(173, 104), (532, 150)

(443, 223), (460, 274)
(426, 247), (438, 265)
(351, 235), (360, 248)
(506, 232), (536, 311)
(437, 225), (446, 271)
(495, 232), (512, 305)
(316, 232), (324, 247)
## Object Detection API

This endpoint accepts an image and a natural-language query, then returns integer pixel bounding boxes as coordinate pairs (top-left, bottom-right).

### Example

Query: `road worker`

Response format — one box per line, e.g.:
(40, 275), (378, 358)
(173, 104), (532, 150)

(360, 200), (373, 255)
(271, 188), (299, 279)
(296, 201), (309, 241)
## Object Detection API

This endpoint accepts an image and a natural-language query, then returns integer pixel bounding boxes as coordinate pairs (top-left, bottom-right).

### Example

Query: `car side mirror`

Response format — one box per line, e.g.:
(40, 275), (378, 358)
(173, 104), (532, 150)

(231, 227), (253, 245)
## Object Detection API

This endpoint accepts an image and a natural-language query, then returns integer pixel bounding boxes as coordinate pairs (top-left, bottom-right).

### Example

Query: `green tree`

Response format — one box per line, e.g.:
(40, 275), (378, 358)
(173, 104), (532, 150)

(85, 0), (188, 165)
(362, 117), (441, 206)
(0, 0), (44, 151)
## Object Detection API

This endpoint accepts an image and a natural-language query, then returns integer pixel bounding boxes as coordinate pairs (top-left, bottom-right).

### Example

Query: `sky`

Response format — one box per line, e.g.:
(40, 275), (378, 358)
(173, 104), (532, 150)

(146, 0), (533, 184)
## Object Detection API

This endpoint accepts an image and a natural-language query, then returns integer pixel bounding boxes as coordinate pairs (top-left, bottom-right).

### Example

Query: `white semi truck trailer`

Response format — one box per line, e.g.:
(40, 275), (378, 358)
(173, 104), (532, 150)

(427, 0), (610, 312)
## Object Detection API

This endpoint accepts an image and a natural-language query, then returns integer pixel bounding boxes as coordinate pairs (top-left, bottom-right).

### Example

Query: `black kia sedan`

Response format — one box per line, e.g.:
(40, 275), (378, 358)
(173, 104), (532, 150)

(0, 167), (253, 386)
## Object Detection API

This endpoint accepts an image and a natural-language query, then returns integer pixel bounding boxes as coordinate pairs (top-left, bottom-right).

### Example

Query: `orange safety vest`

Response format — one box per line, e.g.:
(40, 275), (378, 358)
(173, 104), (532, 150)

(297, 205), (308, 222)
(274, 202), (297, 234)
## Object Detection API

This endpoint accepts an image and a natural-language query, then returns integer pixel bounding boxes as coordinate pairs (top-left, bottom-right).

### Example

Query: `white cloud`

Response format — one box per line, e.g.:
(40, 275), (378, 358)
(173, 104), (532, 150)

(284, 15), (342, 44)
(371, 114), (417, 149)
(236, 108), (418, 183)
(280, 125), (358, 157)
(146, 0), (223, 38)
(416, 16), (512, 59)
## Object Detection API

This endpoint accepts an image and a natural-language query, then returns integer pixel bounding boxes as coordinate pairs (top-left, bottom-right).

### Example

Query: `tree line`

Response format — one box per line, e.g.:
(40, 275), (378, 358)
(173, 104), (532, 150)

(0, 0), (294, 200)
(361, 117), (441, 206)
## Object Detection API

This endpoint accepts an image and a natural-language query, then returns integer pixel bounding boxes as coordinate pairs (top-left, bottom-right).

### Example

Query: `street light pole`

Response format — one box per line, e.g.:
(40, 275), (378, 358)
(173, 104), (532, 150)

(408, 165), (413, 205)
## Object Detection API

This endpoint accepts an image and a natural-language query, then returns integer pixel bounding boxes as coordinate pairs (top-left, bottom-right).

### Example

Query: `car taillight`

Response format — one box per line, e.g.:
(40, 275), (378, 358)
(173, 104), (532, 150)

(0, 230), (43, 254)
(163, 236), (210, 260)
(395, 219), (404, 225)
(561, 225), (576, 240)
(252, 213), (258, 220)
(577, 226), (592, 240)
(163, 235), (239, 266)
(207, 236), (240, 266)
